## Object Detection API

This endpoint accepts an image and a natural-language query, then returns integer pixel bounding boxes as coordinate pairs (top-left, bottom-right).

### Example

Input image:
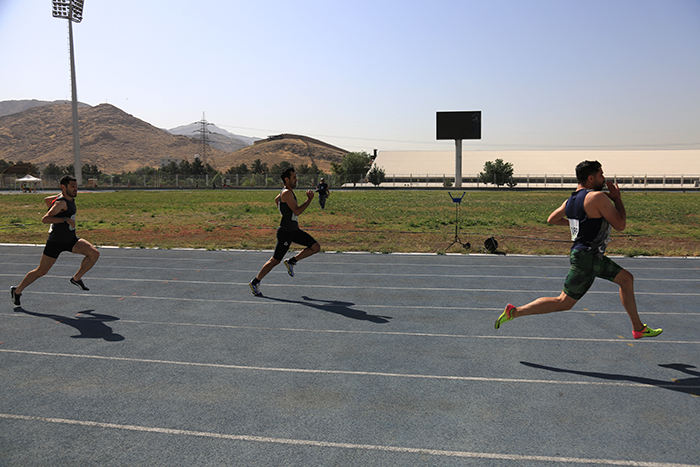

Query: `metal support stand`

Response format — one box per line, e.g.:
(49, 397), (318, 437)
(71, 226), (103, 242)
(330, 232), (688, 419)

(446, 192), (470, 250)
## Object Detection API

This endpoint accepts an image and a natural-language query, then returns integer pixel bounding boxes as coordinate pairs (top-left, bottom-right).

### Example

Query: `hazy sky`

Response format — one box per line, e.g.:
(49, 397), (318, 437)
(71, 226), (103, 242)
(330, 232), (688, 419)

(1, 0), (698, 153)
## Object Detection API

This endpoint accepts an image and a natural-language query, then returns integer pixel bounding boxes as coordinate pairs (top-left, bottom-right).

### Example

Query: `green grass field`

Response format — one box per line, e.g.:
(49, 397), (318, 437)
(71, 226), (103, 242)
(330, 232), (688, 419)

(2, 189), (699, 256)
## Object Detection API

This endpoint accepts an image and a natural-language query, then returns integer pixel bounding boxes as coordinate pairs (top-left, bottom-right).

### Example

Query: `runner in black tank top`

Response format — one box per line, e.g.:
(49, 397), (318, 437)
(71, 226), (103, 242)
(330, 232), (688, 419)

(249, 167), (321, 297)
(11, 175), (100, 306)
(494, 161), (662, 340)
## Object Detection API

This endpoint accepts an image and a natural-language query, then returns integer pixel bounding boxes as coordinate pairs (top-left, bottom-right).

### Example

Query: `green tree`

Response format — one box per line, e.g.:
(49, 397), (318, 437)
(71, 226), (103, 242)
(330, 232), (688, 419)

(178, 159), (192, 175)
(297, 162), (322, 176)
(135, 166), (157, 176)
(251, 159), (269, 174)
(226, 163), (248, 175)
(366, 165), (386, 186)
(43, 163), (66, 178)
(0, 159), (14, 173)
(478, 159), (516, 187)
(161, 161), (179, 175)
(270, 161), (293, 175)
(191, 157), (205, 175)
(332, 151), (372, 187)
(82, 164), (101, 178)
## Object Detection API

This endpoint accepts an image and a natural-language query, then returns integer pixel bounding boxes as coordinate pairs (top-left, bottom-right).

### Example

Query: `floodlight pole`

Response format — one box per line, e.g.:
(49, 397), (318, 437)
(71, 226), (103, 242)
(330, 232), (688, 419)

(68, 17), (82, 186)
(454, 139), (462, 188)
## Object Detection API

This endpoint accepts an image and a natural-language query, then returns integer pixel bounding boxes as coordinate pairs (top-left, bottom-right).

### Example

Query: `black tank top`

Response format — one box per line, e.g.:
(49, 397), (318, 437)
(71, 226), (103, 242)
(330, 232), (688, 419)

(278, 190), (299, 232)
(48, 197), (78, 243)
(565, 189), (611, 254)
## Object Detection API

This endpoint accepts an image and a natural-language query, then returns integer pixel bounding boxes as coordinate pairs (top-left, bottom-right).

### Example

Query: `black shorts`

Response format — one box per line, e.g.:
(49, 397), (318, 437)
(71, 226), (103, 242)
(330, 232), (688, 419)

(43, 237), (80, 259)
(273, 229), (317, 261)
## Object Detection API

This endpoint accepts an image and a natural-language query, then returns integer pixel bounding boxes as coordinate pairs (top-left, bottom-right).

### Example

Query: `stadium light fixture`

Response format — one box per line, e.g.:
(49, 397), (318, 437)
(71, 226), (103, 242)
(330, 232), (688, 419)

(52, 0), (84, 23)
(52, 0), (85, 185)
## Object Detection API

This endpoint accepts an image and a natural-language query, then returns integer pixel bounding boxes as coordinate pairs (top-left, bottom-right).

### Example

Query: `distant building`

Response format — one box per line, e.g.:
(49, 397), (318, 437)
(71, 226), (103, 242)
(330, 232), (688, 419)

(370, 150), (700, 188)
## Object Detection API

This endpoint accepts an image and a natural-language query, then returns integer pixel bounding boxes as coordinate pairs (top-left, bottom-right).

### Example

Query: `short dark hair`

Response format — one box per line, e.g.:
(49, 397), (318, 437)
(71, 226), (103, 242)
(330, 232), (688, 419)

(575, 160), (601, 183)
(280, 167), (295, 182)
(60, 175), (77, 187)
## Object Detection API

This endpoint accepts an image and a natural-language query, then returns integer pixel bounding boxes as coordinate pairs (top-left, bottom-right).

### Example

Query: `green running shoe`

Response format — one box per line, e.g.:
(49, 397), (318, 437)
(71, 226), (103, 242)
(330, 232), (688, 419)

(495, 303), (516, 329)
(633, 324), (662, 339)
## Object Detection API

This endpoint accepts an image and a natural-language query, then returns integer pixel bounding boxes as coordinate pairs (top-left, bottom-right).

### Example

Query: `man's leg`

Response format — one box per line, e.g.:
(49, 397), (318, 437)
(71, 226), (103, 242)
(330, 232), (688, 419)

(613, 269), (645, 332)
(255, 257), (281, 282)
(284, 230), (321, 277)
(512, 291), (579, 317)
(291, 242), (321, 263)
(495, 291), (578, 329)
(71, 239), (100, 281)
(15, 254), (58, 295)
(496, 251), (588, 329)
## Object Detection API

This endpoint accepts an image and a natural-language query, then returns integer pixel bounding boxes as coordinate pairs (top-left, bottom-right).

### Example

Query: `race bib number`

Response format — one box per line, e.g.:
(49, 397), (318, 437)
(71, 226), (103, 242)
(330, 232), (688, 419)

(568, 219), (579, 241)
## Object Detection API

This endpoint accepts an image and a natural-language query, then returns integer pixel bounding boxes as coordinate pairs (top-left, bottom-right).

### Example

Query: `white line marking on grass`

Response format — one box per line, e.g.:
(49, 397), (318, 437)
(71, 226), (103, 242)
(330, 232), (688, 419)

(0, 413), (696, 466)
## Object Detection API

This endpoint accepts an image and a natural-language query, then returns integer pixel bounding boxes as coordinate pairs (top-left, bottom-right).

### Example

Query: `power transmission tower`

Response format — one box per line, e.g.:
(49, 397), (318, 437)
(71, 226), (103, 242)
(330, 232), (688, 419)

(193, 112), (213, 164)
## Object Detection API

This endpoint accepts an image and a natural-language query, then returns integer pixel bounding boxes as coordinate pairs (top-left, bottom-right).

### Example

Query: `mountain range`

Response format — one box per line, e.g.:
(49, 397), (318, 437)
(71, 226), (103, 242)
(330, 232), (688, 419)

(0, 100), (347, 174)
(168, 121), (259, 153)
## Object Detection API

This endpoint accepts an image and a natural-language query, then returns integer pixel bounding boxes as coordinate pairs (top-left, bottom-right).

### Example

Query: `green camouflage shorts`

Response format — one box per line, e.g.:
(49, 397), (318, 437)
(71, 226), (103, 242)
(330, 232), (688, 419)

(562, 249), (623, 300)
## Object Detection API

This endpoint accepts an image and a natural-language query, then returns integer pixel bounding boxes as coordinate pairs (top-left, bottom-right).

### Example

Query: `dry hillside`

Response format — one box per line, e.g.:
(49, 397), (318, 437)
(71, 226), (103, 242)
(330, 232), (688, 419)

(0, 103), (347, 174)
(220, 135), (346, 173)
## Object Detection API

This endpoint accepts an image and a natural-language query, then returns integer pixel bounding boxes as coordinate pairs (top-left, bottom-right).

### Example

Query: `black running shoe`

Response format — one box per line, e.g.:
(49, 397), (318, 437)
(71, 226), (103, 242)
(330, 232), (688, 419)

(10, 286), (21, 306)
(70, 278), (89, 291)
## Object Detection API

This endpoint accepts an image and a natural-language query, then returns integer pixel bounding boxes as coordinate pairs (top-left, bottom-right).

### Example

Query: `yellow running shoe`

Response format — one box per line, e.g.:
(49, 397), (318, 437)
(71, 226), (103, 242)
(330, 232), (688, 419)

(633, 324), (663, 339)
(495, 303), (516, 329)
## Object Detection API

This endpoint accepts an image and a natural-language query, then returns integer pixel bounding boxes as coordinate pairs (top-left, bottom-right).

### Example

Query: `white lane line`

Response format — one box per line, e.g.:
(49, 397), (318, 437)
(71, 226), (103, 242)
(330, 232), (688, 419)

(2, 250), (699, 269)
(0, 413), (696, 467)
(4, 275), (698, 296)
(5, 291), (700, 319)
(3, 349), (700, 389)
(87, 320), (700, 344)
(4, 267), (698, 282)
(4, 314), (699, 343)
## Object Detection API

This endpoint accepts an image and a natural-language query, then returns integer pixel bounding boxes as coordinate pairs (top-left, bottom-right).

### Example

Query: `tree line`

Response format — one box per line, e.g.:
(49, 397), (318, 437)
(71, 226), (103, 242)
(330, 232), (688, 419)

(2, 153), (515, 187)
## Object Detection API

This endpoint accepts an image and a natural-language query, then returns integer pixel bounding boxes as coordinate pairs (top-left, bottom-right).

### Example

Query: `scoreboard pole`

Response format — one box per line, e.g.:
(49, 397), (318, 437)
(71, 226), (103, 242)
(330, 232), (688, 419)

(455, 139), (462, 188)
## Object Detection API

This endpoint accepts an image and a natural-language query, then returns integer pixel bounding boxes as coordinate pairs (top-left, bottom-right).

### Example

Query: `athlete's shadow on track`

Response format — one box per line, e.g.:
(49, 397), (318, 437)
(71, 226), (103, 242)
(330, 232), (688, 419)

(14, 307), (125, 341)
(263, 296), (392, 323)
(521, 361), (700, 396)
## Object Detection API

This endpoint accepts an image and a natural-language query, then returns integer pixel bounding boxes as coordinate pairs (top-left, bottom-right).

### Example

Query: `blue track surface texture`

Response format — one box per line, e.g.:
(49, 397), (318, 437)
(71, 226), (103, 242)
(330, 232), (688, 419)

(2, 245), (699, 466)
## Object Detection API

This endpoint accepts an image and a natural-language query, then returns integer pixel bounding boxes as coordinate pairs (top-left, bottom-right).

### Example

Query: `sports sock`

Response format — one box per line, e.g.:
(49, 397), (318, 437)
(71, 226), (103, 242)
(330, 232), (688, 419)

(288, 257), (297, 265)
(251, 278), (260, 285)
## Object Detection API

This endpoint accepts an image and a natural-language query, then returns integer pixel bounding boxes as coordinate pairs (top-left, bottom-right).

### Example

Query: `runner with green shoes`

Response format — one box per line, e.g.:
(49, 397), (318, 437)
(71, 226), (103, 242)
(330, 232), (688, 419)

(495, 161), (662, 340)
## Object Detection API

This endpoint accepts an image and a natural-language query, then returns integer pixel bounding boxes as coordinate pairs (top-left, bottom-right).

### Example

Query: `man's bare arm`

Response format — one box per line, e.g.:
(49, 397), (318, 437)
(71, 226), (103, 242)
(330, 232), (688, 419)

(281, 190), (314, 216)
(42, 200), (74, 227)
(595, 182), (626, 231)
(547, 200), (569, 226)
(44, 193), (61, 208)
